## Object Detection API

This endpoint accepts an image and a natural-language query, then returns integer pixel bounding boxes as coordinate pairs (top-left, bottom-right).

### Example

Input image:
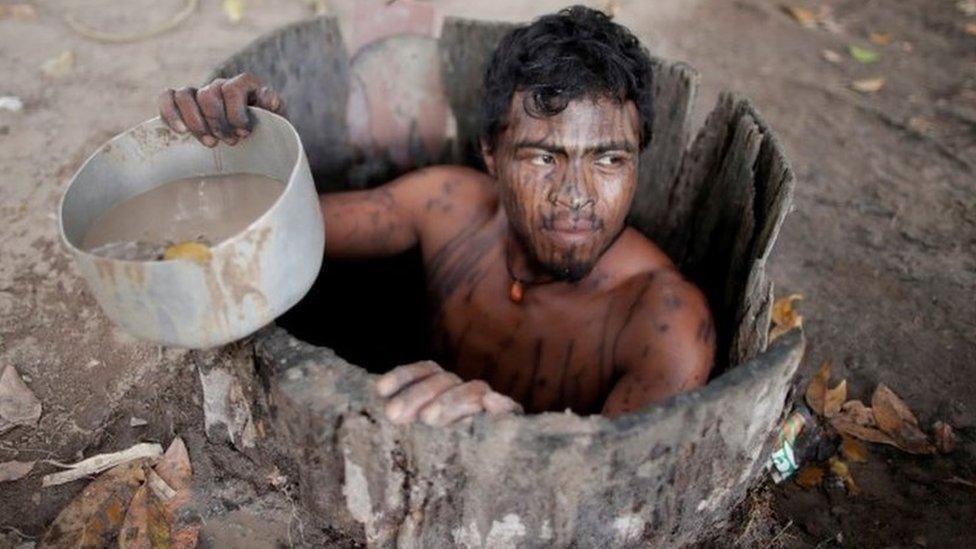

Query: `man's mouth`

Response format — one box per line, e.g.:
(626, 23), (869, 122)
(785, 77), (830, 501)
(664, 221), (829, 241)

(541, 222), (600, 246)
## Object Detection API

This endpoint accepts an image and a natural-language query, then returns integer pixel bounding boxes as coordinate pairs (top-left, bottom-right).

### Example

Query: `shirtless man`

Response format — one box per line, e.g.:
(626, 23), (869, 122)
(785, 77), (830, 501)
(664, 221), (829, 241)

(157, 6), (715, 425)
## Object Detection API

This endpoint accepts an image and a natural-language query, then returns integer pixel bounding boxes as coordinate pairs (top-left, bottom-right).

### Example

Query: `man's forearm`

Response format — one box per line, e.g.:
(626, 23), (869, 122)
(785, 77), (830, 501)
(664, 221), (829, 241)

(320, 186), (418, 258)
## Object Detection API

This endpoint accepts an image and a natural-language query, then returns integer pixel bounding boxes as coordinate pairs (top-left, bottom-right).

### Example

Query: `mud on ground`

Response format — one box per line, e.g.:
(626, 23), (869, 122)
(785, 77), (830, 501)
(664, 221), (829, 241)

(1, 0), (974, 546)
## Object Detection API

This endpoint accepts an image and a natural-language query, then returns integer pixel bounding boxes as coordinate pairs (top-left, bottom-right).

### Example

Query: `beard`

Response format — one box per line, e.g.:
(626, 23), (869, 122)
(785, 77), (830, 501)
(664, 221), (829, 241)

(543, 248), (595, 282)
(511, 224), (603, 283)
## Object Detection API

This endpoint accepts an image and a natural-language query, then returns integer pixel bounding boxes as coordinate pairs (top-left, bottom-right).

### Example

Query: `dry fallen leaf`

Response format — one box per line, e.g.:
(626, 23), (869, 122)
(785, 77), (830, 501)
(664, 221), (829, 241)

(118, 481), (172, 549)
(221, 0), (244, 23)
(41, 461), (147, 548)
(840, 435), (869, 463)
(41, 50), (74, 78)
(822, 49), (843, 64)
(770, 294), (803, 341)
(154, 437), (191, 491)
(0, 4), (37, 20)
(805, 361), (830, 415)
(869, 32), (893, 46)
(958, 0), (976, 16)
(852, 77), (885, 93)
(908, 116), (935, 135)
(0, 460), (35, 482)
(824, 379), (847, 418)
(932, 421), (957, 454)
(966, 22), (976, 36)
(829, 457), (859, 495)
(123, 437), (198, 549)
(163, 241), (212, 263)
(795, 464), (824, 489)
(829, 399), (896, 445)
(872, 384), (935, 455)
(0, 364), (42, 434)
(781, 5), (817, 28)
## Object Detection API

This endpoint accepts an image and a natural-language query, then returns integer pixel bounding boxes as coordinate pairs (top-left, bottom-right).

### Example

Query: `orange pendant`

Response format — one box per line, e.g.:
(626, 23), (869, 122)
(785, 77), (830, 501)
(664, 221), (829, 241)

(509, 279), (524, 303)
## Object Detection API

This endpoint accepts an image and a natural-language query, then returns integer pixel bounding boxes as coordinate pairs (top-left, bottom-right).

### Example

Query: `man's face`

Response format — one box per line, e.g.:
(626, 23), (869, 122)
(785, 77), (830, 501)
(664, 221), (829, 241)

(484, 92), (641, 281)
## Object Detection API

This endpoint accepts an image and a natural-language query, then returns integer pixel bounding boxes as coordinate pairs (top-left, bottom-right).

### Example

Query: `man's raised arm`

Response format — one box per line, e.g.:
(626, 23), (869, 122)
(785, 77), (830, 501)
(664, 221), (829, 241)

(603, 271), (716, 417)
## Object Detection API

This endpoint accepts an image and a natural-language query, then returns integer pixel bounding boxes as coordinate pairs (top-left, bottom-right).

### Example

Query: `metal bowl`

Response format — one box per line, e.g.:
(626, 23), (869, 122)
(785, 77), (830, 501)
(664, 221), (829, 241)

(59, 108), (324, 349)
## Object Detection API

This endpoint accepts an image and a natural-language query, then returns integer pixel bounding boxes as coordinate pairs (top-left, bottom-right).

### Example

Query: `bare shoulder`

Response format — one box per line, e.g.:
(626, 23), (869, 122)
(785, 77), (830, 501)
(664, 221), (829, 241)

(395, 165), (499, 247)
(406, 165), (496, 202)
(595, 227), (678, 290)
(609, 228), (713, 364)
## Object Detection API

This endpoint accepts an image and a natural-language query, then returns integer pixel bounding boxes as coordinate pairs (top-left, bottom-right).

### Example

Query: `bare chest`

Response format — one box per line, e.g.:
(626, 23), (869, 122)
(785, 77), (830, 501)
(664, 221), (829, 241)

(424, 234), (627, 414)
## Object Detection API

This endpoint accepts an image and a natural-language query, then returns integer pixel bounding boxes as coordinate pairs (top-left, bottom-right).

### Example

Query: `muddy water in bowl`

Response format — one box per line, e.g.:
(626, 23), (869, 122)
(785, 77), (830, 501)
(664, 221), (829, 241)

(83, 173), (285, 261)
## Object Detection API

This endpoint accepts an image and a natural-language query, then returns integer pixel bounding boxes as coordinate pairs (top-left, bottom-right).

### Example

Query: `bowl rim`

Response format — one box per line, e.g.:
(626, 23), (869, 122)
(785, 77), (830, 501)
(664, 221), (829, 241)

(58, 107), (305, 266)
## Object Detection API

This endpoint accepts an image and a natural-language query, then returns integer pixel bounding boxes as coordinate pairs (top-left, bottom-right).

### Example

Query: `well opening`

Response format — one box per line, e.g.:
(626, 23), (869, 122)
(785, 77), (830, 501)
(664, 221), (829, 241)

(216, 16), (792, 385)
(213, 15), (804, 546)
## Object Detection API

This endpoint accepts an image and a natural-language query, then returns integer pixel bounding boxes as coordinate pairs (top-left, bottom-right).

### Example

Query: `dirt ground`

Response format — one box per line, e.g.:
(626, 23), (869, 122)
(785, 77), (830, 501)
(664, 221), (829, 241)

(1, 0), (974, 547)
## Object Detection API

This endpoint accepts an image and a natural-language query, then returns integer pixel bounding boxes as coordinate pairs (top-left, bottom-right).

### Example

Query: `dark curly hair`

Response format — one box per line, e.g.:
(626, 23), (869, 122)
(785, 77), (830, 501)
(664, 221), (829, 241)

(482, 5), (655, 151)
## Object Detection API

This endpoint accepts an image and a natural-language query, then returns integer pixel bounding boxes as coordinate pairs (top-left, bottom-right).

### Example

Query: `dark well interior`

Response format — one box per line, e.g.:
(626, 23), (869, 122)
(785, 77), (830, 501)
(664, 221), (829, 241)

(215, 17), (793, 380)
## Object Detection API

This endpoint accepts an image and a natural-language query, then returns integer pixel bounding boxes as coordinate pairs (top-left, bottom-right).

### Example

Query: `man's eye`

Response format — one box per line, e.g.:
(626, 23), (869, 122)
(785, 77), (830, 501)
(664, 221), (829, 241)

(595, 154), (624, 167)
(530, 153), (555, 166)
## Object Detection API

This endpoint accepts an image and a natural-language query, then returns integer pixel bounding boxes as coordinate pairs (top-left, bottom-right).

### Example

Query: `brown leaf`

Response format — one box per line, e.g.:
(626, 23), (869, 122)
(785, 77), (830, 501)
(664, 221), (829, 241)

(872, 384), (934, 454)
(0, 4), (37, 19)
(933, 421), (957, 454)
(154, 437), (191, 491)
(118, 480), (172, 549)
(769, 294), (803, 341)
(852, 77), (885, 93)
(840, 400), (874, 425)
(135, 437), (198, 549)
(781, 5), (817, 27)
(824, 379), (847, 418)
(0, 460), (35, 482)
(40, 50), (74, 78)
(795, 465), (824, 488)
(908, 116), (936, 135)
(41, 460), (147, 548)
(840, 435), (869, 463)
(869, 32), (893, 46)
(966, 22), (976, 36)
(0, 365), (42, 434)
(829, 400), (896, 445)
(829, 457), (859, 495)
(822, 49), (843, 64)
(831, 416), (895, 445)
(805, 361), (831, 416)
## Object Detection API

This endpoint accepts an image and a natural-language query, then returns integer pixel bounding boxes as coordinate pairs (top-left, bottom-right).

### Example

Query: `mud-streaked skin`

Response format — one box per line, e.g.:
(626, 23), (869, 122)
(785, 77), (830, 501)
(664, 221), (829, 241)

(158, 74), (715, 425)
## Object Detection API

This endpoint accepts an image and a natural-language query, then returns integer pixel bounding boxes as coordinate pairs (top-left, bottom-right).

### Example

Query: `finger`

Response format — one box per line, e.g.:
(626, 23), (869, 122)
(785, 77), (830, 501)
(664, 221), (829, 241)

(385, 371), (461, 424)
(197, 79), (236, 144)
(376, 361), (441, 397)
(173, 87), (217, 147)
(483, 391), (523, 415)
(419, 381), (489, 426)
(255, 86), (284, 114)
(221, 74), (261, 135)
(157, 89), (186, 133)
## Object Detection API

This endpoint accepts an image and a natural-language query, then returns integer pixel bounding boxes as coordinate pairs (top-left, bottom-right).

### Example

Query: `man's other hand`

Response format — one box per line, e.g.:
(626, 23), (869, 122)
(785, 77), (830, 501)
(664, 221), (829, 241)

(157, 72), (284, 148)
(376, 361), (522, 426)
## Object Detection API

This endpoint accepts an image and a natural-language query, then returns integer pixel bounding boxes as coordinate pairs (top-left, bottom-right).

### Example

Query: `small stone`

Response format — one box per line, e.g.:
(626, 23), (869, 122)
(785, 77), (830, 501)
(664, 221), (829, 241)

(285, 368), (304, 380)
(130, 416), (148, 427)
(0, 96), (23, 112)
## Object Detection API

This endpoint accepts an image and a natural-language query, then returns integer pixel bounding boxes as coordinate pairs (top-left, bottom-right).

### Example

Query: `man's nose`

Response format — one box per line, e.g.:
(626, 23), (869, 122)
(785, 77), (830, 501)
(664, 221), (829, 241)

(548, 163), (595, 210)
